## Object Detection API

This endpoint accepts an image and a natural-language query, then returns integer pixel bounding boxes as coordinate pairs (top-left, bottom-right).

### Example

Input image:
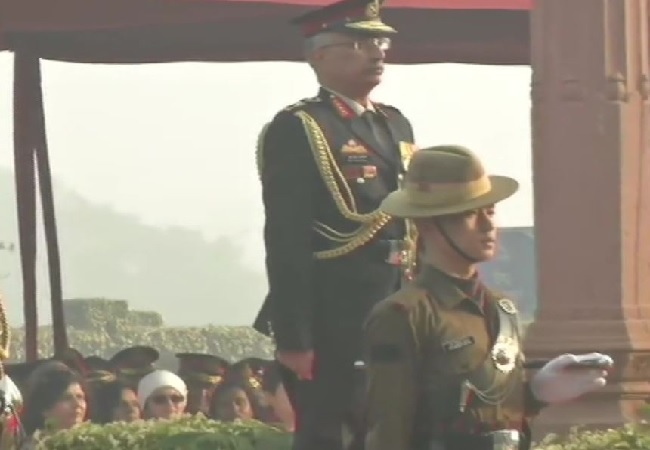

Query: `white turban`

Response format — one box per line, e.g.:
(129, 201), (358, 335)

(137, 369), (187, 407)
(0, 375), (21, 410)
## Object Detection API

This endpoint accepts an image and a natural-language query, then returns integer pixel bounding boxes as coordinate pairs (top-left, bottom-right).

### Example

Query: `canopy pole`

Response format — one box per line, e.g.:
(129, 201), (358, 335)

(33, 61), (68, 355)
(13, 53), (68, 361)
(13, 52), (39, 362)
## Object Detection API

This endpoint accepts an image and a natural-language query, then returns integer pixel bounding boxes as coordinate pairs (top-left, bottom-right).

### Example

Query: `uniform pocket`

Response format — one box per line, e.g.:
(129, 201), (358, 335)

(433, 329), (489, 376)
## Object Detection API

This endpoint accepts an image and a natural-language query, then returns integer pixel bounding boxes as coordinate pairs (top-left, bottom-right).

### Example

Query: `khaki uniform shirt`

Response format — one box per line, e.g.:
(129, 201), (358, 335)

(363, 265), (544, 450)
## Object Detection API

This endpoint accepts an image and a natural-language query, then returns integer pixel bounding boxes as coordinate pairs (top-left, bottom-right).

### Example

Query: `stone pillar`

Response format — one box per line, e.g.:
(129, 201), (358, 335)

(524, 0), (650, 438)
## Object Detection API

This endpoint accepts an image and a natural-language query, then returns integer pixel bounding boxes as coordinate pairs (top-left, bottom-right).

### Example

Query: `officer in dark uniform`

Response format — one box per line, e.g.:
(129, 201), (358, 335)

(109, 345), (159, 391)
(252, 0), (417, 448)
(53, 347), (89, 376)
(83, 356), (115, 384)
(363, 146), (613, 450)
(176, 353), (229, 415)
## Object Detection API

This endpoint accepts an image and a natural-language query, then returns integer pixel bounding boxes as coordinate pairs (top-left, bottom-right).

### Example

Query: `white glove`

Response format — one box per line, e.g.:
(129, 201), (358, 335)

(0, 375), (21, 410)
(530, 352), (613, 404)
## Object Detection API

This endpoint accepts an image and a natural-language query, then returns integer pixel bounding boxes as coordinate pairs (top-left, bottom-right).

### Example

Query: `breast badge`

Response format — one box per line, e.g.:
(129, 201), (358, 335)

(342, 139), (369, 156)
(497, 298), (517, 315)
(399, 142), (418, 171)
(492, 337), (519, 373)
(341, 164), (377, 184)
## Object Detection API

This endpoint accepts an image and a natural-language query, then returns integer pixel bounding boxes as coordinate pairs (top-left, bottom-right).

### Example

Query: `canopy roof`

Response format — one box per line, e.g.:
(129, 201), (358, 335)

(0, 0), (532, 64)
(1, 0), (532, 362)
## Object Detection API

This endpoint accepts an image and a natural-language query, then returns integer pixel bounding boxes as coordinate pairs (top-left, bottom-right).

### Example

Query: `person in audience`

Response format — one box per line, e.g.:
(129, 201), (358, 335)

(175, 353), (229, 415)
(210, 358), (273, 423)
(209, 380), (261, 423)
(137, 369), (187, 420)
(261, 361), (295, 431)
(20, 365), (87, 448)
(87, 375), (140, 424)
(110, 345), (159, 391)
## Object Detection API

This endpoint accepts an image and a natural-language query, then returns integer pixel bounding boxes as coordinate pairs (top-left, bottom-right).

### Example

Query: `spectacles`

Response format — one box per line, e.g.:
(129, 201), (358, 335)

(150, 394), (184, 405)
(323, 37), (391, 52)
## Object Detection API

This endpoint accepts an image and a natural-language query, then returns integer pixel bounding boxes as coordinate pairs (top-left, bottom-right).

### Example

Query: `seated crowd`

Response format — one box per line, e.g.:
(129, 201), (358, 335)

(0, 346), (295, 449)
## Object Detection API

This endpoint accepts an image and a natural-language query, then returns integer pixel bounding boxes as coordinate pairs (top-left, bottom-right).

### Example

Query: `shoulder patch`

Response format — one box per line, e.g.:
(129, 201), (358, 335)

(283, 96), (322, 112)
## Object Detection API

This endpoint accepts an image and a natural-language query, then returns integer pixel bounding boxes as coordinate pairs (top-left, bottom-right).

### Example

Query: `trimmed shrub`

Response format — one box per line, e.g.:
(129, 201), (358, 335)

(33, 419), (650, 450)
(37, 416), (291, 450)
(534, 425), (650, 449)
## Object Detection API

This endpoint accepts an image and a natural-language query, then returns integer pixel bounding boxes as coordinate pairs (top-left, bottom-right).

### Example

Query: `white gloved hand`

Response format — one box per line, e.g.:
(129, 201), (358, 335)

(0, 375), (21, 411)
(530, 352), (613, 404)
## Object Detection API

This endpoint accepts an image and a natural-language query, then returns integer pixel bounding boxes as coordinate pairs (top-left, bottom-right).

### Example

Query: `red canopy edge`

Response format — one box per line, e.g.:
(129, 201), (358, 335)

(0, 0), (530, 32)
(206, 0), (532, 9)
(1, 7), (529, 65)
(0, 1), (531, 63)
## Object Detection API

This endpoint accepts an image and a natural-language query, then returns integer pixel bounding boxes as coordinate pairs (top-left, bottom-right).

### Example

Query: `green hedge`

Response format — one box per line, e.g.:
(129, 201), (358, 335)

(37, 416), (291, 450)
(33, 418), (650, 450)
(535, 425), (650, 449)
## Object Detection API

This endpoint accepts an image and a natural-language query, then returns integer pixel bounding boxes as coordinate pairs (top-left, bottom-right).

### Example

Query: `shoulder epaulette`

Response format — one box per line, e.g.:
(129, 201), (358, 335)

(387, 284), (428, 314)
(376, 102), (402, 112)
(282, 96), (323, 112)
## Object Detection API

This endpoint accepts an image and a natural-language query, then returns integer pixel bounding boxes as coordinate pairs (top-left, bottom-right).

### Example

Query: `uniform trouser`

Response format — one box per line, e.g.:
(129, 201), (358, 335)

(279, 256), (402, 450)
(280, 351), (364, 450)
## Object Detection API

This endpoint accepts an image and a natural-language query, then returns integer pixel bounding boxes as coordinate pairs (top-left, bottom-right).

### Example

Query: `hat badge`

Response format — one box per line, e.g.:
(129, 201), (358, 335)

(365, 1), (379, 19)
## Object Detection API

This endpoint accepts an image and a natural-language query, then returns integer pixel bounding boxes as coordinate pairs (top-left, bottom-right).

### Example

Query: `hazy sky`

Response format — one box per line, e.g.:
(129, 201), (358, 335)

(0, 53), (533, 270)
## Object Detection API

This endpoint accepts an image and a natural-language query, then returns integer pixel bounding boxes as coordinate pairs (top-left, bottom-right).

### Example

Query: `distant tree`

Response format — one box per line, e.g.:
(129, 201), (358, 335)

(0, 167), (267, 326)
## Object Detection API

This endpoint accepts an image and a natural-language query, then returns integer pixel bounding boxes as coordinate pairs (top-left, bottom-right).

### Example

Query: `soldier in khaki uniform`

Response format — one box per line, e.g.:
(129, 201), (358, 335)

(363, 146), (613, 450)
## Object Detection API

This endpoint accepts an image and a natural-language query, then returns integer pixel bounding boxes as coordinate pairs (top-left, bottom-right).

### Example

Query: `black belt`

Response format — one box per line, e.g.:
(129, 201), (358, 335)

(363, 239), (408, 264)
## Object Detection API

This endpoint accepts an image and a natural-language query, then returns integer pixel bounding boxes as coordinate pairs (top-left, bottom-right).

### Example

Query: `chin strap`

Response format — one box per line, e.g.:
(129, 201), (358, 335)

(433, 218), (482, 264)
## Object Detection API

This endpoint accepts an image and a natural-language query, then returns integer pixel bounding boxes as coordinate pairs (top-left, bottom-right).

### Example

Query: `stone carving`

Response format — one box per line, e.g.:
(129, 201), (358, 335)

(605, 74), (628, 102)
(640, 74), (649, 101)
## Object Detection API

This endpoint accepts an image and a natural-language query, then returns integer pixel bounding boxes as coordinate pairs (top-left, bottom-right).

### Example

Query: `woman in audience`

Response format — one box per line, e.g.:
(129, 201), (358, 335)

(137, 369), (187, 420)
(89, 378), (140, 424)
(210, 381), (262, 422)
(209, 379), (271, 423)
(20, 365), (87, 449)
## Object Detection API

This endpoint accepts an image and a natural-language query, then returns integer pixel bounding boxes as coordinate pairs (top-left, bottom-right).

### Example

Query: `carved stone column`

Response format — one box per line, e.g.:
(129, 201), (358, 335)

(524, 0), (650, 438)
